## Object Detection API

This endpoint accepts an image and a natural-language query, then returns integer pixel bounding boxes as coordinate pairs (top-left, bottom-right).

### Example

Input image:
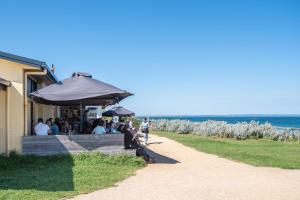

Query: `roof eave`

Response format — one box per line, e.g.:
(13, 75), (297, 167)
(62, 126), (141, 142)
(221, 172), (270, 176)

(41, 64), (59, 83)
(0, 51), (59, 83)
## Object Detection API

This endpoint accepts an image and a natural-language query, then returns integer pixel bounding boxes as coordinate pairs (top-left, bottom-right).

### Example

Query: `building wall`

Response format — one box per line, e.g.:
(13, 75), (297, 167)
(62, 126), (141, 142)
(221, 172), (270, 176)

(26, 100), (32, 135)
(0, 59), (57, 152)
(0, 59), (32, 152)
(0, 87), (7, 154)
(34, 82), (56, 124)
(26, 83), (57, 136)
(34, 103), (55, 124)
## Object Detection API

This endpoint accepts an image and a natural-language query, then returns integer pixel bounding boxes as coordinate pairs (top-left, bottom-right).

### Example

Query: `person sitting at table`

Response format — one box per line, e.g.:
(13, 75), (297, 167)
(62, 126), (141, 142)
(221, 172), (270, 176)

(35, 118), (51, 136)
(46, 119), (52, 127)
(62, 120), (72, 134)
(106, 119), (112, 130)
(108, 122), (121, 134)
(57, 118), (63, 132)
(72, 118), (80, 134)
(45, 119), (53, 135)
(51, 118), (60, 135)
(92, 118), (100, 130)
(92, 120), (106, 135)
(48, 118), (53, 124)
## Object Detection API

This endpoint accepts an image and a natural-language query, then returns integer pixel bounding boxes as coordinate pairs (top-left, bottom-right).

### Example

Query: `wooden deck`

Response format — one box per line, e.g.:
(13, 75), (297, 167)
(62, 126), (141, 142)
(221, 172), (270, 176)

(22, 134), (136, 156)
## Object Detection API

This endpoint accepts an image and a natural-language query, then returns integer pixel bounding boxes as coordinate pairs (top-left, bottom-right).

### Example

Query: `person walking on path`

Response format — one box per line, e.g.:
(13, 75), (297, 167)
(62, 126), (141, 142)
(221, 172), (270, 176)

(140, 118), (150, 145)
(128, 118), (133, 130)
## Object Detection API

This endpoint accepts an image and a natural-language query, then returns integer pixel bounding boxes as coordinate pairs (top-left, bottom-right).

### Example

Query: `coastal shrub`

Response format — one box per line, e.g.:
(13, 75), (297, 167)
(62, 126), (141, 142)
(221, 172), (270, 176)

(151, 119), (300, 141)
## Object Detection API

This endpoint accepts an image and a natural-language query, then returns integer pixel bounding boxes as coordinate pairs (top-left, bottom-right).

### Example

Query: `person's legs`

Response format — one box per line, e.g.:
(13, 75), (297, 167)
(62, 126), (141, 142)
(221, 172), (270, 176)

(136, 147), (150, 163)
(124, 131), (132, 149)
(144, 129), (149, 145)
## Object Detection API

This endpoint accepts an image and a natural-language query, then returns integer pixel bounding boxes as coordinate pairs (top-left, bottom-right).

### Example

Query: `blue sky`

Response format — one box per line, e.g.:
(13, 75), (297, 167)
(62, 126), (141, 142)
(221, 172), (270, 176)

(1, 0), (299, 115)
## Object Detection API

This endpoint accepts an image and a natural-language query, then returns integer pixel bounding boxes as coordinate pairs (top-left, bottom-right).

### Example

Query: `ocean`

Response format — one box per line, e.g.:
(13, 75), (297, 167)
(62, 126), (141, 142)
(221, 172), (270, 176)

(142, 116), (300, 129)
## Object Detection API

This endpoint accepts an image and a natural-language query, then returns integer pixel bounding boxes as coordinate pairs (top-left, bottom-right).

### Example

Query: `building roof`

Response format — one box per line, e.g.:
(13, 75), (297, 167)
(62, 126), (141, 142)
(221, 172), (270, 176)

(0, 77), (11, 87)
(0, 51), (58, 83)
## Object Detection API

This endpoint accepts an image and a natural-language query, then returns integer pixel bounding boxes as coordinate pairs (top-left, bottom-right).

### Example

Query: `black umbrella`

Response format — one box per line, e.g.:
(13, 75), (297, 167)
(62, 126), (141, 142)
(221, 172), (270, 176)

(30, 72), (132, 106)
(103, 106), (135, 117)
(30, 72), (133, 133)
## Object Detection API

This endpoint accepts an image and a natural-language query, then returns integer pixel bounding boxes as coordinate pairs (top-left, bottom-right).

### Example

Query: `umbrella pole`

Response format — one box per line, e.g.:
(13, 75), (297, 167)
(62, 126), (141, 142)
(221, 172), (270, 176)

(80, 102), (84, 134)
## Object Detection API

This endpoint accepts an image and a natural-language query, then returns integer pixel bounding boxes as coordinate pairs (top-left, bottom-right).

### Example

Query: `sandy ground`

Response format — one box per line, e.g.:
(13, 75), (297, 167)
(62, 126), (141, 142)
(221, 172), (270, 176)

(71, 134), (300, 200)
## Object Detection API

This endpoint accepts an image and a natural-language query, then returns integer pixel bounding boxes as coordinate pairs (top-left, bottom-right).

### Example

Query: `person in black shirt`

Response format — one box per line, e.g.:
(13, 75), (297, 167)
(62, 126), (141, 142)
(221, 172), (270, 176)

(117, 124), (154, 164)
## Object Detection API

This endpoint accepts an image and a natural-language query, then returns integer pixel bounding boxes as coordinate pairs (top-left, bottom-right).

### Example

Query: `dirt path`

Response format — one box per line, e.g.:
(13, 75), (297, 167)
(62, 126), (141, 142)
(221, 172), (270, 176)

(72, 134), (300, 200)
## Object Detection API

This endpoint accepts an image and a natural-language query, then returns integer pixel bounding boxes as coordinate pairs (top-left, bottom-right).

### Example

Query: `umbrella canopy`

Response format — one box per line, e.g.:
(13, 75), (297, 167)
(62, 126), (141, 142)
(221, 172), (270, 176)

(103, 106), (135, 117)
(30, 72), (133, 106)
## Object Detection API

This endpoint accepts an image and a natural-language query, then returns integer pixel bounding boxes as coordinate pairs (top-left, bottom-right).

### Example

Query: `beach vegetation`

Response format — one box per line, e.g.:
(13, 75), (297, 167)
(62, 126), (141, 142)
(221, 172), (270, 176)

(151, 120), (300, 142)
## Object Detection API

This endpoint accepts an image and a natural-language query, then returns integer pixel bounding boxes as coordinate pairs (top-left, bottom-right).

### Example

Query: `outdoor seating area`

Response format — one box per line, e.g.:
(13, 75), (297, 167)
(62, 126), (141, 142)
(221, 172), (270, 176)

(0, 50), (149, 160)
(24, 114), (137, 156)
(33, 115), (127, 136)
(21, 72), (139, 155)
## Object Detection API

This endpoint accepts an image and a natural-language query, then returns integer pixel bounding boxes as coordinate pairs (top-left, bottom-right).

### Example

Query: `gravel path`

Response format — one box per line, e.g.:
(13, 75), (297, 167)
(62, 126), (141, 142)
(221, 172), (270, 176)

(72, 134), (300, 200)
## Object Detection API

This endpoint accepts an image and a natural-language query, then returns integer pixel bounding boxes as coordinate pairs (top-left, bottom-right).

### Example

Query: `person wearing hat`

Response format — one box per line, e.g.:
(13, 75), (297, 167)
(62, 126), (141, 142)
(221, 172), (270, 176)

(140, 118), (150, 145)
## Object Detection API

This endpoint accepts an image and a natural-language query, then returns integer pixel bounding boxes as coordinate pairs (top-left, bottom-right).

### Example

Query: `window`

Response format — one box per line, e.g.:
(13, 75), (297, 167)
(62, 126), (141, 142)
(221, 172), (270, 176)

(27, 78), (37, 96)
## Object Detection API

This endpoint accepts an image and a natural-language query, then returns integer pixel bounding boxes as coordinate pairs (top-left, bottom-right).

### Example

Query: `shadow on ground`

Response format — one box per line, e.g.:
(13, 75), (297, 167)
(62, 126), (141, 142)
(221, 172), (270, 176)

(145, 148), (180, 164)
(147, 142), (163, 145)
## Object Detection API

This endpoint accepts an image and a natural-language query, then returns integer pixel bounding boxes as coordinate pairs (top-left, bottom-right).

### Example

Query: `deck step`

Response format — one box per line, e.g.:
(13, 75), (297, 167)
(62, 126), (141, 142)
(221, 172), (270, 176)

(22, 134), (136, 156)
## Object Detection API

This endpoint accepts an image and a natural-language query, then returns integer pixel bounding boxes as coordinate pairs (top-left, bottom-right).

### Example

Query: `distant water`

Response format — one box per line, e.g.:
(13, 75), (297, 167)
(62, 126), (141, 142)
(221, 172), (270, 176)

(143, 116), (300, 129)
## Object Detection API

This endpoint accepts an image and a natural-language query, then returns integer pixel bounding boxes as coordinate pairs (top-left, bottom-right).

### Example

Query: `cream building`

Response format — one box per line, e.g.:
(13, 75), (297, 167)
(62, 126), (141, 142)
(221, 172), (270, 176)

(0, 51), (59, 154)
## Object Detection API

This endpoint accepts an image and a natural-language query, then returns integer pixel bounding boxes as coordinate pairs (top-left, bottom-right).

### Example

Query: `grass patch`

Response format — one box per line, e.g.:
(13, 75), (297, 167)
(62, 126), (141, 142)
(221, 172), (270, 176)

(0, 152), (144, 200)
(153, 131), (300, 169)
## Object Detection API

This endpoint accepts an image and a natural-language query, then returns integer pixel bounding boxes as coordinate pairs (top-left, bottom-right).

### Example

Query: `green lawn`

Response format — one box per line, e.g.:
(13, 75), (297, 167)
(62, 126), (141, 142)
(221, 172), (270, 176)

(153, 131), (300, 169)
(0, 153), (144, 200)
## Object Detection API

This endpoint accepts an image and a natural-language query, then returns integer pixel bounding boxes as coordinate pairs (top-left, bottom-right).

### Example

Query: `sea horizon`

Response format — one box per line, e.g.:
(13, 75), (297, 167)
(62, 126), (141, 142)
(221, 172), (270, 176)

(138, 114), (300, 117)
(137, 115), (300, 129)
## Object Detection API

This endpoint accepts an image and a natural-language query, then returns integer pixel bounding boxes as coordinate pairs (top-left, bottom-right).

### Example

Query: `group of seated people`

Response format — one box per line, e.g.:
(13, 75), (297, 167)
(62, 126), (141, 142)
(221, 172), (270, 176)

(34, 117), (154, 163)
(34, 117), (79, 136)
(89, 118), (128, 134)
(33, 117), (131, 136)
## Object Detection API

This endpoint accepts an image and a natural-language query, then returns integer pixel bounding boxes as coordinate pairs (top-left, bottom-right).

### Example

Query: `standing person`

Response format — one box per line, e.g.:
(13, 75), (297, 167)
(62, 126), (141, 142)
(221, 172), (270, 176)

(34, 118), (51, 136)
(128, 118), (133, 130)
(140, 118), (149, 145)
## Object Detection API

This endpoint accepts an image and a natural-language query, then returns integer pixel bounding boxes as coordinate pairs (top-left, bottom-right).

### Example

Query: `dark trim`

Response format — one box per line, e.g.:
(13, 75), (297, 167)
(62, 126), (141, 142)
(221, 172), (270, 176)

(0, 51), (58, 83)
